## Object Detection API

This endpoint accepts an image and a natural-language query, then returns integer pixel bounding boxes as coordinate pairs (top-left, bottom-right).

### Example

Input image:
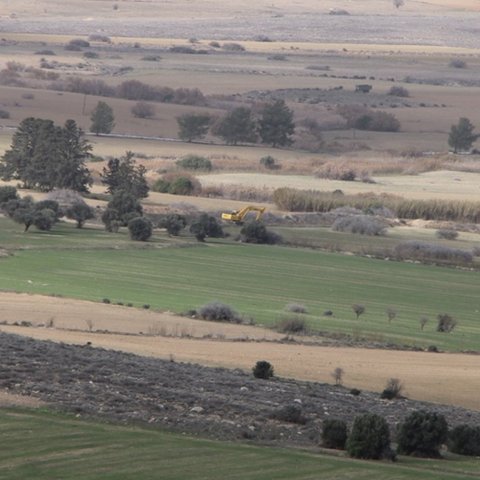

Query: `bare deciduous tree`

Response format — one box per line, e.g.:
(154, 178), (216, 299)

(352, 304), (366, 320)
(331, 367), (345, 386)
(386, 307), (397, 323)
(393, 0), (405, 8)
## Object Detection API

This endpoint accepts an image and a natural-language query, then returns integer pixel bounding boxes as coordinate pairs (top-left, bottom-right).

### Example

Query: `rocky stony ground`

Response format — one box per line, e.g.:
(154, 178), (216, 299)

(0, 332), (479, 447)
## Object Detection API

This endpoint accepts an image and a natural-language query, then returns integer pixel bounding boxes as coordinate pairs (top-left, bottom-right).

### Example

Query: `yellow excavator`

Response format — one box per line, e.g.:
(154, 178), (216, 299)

(221, 206), (266, 224)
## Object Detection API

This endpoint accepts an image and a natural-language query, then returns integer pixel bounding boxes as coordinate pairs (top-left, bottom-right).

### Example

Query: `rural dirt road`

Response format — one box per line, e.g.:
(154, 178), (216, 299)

(1, 293), (479, 411)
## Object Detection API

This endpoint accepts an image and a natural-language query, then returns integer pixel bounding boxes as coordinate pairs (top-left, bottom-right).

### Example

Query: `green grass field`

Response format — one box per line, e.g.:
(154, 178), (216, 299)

(0, 218), (479, 351)
(0, 408), (479, 480)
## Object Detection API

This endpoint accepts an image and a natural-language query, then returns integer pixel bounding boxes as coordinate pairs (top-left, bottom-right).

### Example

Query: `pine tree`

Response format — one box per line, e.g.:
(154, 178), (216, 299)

(258, 100), (295, 147)
(448, 117), (478, 153)
(213, 107), (257, 145)
(90, 101), (115, 135)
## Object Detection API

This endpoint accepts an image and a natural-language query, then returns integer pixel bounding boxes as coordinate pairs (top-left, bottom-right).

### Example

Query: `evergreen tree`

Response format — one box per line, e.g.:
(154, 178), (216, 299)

(0, 117), (93, 192)
(101, 151), (149, 198)
(55, 120), (92, 192)
(177, 113), (211, 142)
(213, 107), (257, 145)
(258, 100), (295, 147)
(448, 117), (478, 153)
(90, 101), (115, 135)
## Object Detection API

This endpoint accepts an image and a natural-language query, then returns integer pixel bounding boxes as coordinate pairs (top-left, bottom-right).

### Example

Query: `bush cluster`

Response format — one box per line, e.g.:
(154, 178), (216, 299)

(152, 173), (202, 196)
(240, 221), (282, 244)
(176, 155), (212, 171)
(252, 360), (274, 379)
(394, 241), (473, 265)
(322, 419), (348, 449)
(271, 404), (306, 424)
(198, 301), (242, 323)
(436, 228), (458, 240)
(275, 316), (307, 334)
(56, 77), (206, 106)
(332, 215), (386, 236)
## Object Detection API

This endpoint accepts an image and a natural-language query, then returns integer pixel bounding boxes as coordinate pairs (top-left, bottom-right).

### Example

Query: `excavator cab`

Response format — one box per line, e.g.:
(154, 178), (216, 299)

(221, 206), (266, 225)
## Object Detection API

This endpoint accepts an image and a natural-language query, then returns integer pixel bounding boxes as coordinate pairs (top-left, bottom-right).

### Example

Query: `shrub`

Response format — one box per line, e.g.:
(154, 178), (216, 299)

(169, 176), (198, 195)
(350, 388), (361, 396)
(397, 411), (448, 457)
(322, 419), (348, 449)
(83, 51), (99, 59)
(33, 208), (56, 231)
(380, 378), (404, 399)
(0, 109), (10, 119)
(128, 216), (153, 241)
(209, 41), (221, 48)
(252, 360), (274, 379)
(176, 155), (212, 171)
(276, 316), (307, 334)
(271, 404), (306, 424)
(315, 164), (357, 181)
(222, 42), (245, 52)
(448, 425), (480, 456)
(332, 215), (386, 236)
(346, 413), (391, 459)
(337, 105), (400, 132)
(65, 39), (90, 50)
(331, 367), (344, 386)
(436, 229), (458, 240)
(153, 173), (202, 196)
(449, 58), (467, 69)
(35, 49), (56, 55)
(0, 186), (18, 204)
(141, 55), (161, 61)
(88, 34), (111, 43)
(142, 304), (151, 309)
(437, 313), (457, 333)
(388, 86), (410, 97)
(285, 303), (307, 314)
(240, 221), (282, 244)
(102, 298), (111, 304)
(259, 155), (278, 170)
(159, 213), (187, 236)
(394, 241), (473, 265)
(189, 213), (223, 241)
(198, 301), (241, 323)
(131, 101), (155, 119)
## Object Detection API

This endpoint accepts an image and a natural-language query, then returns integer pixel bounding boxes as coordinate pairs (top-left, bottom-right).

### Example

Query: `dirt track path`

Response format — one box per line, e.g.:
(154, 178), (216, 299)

(2, 324), (479, 411)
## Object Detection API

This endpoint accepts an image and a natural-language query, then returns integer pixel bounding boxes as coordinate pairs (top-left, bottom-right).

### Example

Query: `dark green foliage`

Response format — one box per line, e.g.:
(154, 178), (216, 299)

(0, 117), (92, 192)
(272, 404), (306, 424)
(128, 217), (153, 241)
(0, 186), (18, 204)
(66, 202), (95, 228)
(168, 176), (197, 195)
(2, 197), (60, 232)
(189, 213), (224, 241)
(322, 419), (348, 450)
(437, 313), (457, 333)
(90, 101), (115, 135)
(0, 109), (10, 119)
(151, 178), (170, 193)
(346, 413), (391, 459)
(177, 113), (211, 142)
(101, 151), (149, 199)
(350, 388), (361, 396)
(397, 410), (448, 457)
(102, 191), (143, 231)
(240, 221), (281, 244)
(213, 107), (257, 145)
(102, 298), (111, 304)
(448, 117), (478, 153)
(160, 213), (187, 236)
(258, 100), (295, 147)
(259, 155), (277, 169)
(176, 155), (212, 171)
(32, 208), (56, 231)
(252, 360), (274, 379)
(448, 425), (480, 456)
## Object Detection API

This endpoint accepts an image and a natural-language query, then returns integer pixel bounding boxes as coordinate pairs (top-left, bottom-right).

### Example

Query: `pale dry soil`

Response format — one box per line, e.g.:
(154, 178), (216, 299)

(0, 390), (45, 408)
(1, 296), (479, 411)
(0, 293), (281, 340)
(198, 170), (480, 202)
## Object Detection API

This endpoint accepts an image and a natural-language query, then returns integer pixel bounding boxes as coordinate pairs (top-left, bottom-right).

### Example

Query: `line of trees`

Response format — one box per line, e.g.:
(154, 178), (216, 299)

(177, 99), (296, 147)
(0, 117), (92, 192)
